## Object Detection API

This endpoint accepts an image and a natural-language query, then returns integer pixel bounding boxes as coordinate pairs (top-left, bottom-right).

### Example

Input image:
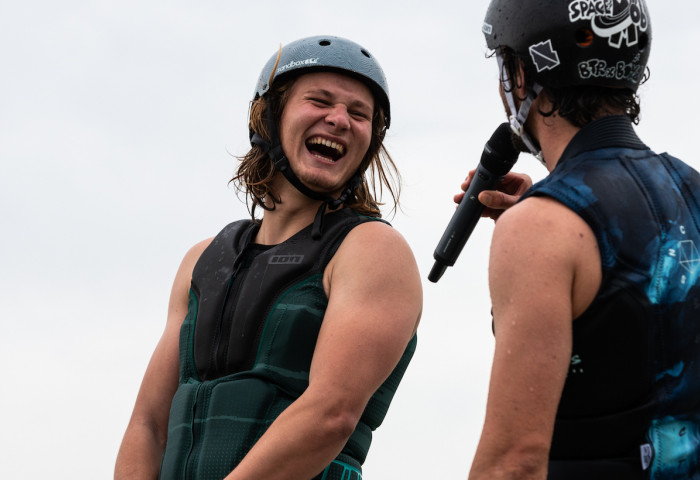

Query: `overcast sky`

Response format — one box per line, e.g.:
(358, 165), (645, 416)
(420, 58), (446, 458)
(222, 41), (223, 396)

(2, 1), (699, 478)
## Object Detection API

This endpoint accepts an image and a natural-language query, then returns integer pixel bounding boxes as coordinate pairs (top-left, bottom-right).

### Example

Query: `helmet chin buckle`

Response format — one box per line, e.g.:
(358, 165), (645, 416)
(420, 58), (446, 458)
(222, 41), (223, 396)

(509, 116), (524, 136)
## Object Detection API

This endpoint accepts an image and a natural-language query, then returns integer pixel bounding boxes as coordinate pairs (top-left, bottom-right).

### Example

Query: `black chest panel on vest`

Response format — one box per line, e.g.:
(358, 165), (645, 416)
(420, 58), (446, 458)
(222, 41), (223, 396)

(189, 209), (374, 381)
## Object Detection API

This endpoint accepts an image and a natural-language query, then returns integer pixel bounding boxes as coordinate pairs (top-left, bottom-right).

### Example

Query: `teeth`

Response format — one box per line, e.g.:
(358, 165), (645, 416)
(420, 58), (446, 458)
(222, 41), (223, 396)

(308, 137), (345, 155)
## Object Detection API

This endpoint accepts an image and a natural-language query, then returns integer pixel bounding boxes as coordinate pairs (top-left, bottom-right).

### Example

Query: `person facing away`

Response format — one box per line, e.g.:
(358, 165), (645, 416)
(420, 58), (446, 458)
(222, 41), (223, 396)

(114, 35), (422, 480)
(466, 1), (700, 479)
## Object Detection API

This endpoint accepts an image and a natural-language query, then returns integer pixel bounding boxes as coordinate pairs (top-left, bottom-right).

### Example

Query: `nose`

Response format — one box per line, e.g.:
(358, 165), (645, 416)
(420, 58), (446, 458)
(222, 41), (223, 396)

(325, 105), (350, 130)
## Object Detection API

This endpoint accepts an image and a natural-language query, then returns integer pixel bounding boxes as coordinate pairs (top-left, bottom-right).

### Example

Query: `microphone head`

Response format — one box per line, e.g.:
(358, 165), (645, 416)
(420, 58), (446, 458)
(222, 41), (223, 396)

(481, 122), (519, 175)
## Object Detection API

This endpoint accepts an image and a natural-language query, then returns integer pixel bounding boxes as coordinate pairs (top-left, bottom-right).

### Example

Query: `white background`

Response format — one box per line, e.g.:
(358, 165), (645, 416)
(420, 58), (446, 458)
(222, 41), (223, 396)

(2, 1), (698, 478)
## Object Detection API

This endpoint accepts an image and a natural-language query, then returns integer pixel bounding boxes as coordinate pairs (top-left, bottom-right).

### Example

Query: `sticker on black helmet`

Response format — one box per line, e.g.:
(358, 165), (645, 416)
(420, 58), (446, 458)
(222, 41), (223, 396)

(578, 54), (645, 83)
(568, 0), (649, 49)
(529, 40), (561, 73)
(482, 22), (493, 35)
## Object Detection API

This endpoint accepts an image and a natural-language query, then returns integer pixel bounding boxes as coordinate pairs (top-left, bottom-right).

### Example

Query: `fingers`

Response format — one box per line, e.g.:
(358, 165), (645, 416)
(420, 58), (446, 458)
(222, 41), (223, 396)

(478, 191), (518, 210)
(501, 172), (533, 196)
(453, 171), (532, 219)
(462, 170), (476, 191)
(454, 170), (476, 205)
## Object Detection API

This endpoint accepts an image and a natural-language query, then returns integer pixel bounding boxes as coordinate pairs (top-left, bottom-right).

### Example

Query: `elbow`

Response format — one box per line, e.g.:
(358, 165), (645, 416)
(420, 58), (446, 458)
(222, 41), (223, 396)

(315, 403), (362, 445)
(471, 439), (551, 479)
(129, 414), (169, 450)
(323, 411), (360, 444)
(504, 445), (550, 478)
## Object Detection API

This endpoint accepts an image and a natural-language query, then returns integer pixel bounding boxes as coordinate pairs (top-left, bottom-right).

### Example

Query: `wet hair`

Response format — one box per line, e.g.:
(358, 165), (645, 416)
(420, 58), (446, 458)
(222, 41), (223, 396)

(498, 48), (647, 127)
(231, 75), (401, 221)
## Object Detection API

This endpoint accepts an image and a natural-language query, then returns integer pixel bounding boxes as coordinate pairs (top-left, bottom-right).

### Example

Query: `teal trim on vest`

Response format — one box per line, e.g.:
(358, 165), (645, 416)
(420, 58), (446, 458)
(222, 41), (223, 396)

(178, 290), (199, 383)
(319, 456), (363, 480)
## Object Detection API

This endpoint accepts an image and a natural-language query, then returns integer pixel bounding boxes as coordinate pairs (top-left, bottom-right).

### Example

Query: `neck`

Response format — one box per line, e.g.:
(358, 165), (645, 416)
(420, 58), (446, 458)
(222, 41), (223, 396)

(527, 107), (580, 172)
(255, 174), (329, 245)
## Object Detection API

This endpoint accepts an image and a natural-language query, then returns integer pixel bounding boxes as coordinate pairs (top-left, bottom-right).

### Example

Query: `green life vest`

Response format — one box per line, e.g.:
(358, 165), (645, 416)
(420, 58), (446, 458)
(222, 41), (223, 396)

(159, 209), (417, 479)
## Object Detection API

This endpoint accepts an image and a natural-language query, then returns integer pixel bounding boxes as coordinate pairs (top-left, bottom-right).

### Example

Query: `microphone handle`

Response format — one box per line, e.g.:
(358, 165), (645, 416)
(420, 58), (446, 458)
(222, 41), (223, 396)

(428, 164), (503, 282)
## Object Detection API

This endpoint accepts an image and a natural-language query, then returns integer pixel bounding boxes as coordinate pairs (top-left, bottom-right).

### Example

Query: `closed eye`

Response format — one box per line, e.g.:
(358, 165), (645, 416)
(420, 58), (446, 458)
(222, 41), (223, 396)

(350, 110), (371, 121)
(309, 97), (331, 107)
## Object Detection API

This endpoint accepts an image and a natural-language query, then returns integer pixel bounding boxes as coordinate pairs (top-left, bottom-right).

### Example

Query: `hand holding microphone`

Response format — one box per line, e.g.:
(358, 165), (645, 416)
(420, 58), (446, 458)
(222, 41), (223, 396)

(454, 169), (533, 221)
(428, 123), (520, 283)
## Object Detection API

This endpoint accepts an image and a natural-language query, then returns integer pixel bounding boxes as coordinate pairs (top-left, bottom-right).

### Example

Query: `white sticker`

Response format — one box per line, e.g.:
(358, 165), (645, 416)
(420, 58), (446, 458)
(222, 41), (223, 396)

(568, 0), (650, 49)
(640, 443), (653, 470)
(679, 240), (700, 274)
(277, 57), (320, 74)
(529, 39), (561, 72)
(577, 56), (645, 83)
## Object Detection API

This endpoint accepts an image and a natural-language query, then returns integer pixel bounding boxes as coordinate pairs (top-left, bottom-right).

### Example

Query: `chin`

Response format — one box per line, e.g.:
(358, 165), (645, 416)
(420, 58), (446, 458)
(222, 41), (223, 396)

(299, 174), (344, 197)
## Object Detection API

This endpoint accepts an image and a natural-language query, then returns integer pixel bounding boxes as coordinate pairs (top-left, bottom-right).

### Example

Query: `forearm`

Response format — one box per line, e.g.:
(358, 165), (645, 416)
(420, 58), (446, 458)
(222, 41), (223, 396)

(114, 423), (165, 480)
(224, 393), (356, 480)
(469, 440), (549, 480)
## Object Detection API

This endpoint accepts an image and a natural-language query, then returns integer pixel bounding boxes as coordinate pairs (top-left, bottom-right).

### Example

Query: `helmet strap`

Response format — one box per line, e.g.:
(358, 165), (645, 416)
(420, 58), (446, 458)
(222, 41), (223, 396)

(497, 53), (545, 166)
(250, 100), (363, 239)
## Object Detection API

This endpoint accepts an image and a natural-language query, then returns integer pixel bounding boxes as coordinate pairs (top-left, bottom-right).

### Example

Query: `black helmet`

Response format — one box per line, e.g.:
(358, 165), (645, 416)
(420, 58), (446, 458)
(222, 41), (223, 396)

(253, 35), (391, 127)
(483, 0), (652, 91)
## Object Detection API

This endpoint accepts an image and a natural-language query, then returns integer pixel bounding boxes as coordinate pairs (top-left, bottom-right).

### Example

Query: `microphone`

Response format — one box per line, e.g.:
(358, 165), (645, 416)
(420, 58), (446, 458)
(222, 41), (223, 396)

(428, 123), (519, 283)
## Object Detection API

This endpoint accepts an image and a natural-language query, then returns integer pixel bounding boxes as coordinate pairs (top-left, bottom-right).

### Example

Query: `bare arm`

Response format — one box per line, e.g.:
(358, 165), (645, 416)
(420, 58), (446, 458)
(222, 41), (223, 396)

(468, 197), (600, 480)
(114, 239), (211, 480)
(454, 170), (533, 220)
(224, 222), (422, 480)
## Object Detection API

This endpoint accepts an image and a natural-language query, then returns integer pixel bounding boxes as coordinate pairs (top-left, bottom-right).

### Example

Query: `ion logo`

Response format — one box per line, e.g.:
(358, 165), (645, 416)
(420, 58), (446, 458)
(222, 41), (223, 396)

(268, 255), (304, 265)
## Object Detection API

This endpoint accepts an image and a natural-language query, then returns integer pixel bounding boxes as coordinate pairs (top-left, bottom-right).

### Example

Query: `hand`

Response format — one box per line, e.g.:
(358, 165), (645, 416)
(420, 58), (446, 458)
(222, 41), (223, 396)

(453, 170), (533, 221)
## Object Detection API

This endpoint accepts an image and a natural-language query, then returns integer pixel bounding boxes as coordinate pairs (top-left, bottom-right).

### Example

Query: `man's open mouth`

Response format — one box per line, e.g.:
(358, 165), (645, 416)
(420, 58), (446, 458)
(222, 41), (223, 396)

(306, 137), (345, 162)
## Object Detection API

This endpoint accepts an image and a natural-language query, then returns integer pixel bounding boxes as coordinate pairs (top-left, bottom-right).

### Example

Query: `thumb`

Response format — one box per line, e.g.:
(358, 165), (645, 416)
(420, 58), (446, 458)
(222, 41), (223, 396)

(479, 191), (497, 207)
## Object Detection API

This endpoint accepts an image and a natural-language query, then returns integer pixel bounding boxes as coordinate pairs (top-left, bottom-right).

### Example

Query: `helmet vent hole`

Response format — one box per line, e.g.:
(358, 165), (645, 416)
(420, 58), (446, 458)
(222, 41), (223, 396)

(575, 29), (594, 47)
(361, 49), (371, 58)
(319, 40), (331, 47)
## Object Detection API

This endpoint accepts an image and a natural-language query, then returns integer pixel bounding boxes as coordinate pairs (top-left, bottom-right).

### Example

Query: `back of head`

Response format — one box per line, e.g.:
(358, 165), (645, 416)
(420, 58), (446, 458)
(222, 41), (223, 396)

(483, 0), (652, 92)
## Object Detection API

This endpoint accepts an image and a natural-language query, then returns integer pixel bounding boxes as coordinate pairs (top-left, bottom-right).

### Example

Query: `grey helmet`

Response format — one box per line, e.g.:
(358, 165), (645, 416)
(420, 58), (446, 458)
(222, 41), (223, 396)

(253, 35), (391, 127)
(248, 35), (390, 238)
(482, 0), (652, 158)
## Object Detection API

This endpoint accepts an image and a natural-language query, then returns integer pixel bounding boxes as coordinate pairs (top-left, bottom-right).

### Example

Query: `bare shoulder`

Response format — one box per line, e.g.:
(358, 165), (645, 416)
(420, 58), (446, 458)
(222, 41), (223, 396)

(330, 220), (418, 279)
(168, 237), (215, 315)
(492, 195), (598, 262)
(341, 222), (413, 258)
(325, 219), (422, 332)
(175, 238), (214, 280)
(491, 195), (601, 318)
(180, 237), (214, 273)
(490, 196), (583, 300)
(494, 195), (585, 238)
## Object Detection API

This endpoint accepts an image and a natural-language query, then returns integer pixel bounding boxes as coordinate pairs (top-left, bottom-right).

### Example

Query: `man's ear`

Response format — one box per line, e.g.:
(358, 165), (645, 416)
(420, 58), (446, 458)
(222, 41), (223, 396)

(513, 61), (528, 100)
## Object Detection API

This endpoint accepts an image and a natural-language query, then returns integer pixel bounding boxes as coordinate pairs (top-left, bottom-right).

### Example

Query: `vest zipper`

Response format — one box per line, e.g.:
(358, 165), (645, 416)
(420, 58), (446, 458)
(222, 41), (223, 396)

(211, 248), (249, 378)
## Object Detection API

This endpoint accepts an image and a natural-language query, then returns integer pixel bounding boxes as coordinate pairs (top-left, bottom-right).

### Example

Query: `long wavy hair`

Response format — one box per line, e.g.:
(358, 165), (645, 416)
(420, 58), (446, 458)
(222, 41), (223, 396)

(498, 48), (647, 127)
(231, 74), (401, 221)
